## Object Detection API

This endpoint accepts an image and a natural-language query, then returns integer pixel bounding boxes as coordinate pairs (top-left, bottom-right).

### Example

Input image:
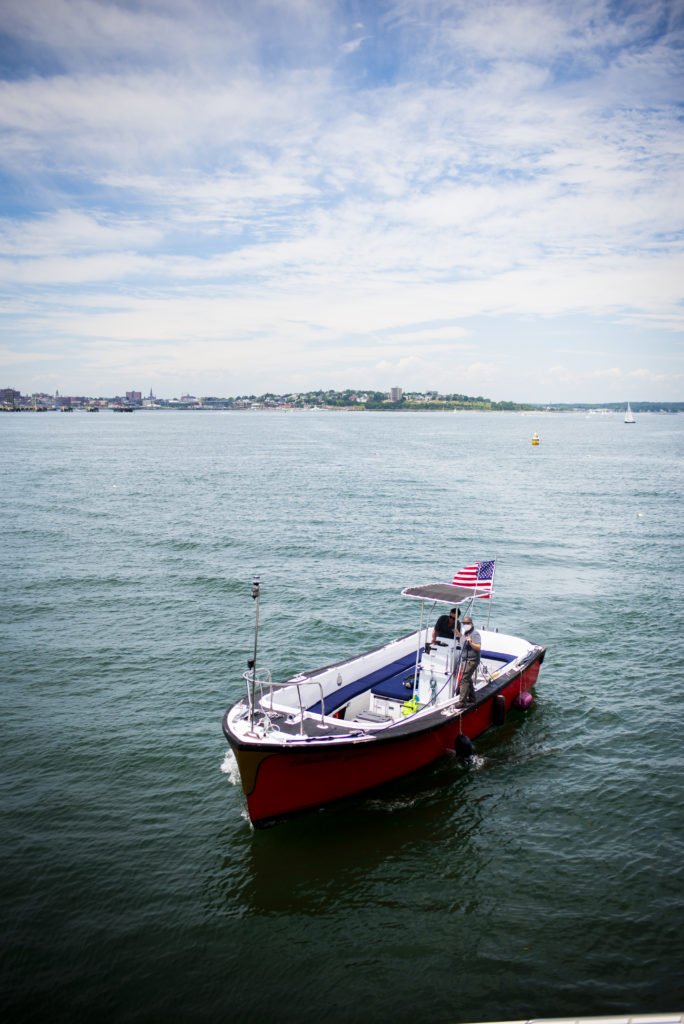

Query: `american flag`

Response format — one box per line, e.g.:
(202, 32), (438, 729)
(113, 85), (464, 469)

(451, 559), (496, 598)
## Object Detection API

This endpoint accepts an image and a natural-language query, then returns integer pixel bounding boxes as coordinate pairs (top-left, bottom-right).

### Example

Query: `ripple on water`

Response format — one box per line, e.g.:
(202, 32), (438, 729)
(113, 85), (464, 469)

(2, 410), (683, 1021)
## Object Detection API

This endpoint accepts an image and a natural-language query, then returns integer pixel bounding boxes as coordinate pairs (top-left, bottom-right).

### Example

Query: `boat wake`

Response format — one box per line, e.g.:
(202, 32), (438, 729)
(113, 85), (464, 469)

(364, 754), (490, 814)
(220, 749), (241, 786)
(443, 748), (487, 771)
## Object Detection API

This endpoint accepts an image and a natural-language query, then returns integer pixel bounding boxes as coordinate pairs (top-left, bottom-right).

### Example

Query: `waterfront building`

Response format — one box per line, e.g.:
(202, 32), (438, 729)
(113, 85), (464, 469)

(1, 388), (20, 406)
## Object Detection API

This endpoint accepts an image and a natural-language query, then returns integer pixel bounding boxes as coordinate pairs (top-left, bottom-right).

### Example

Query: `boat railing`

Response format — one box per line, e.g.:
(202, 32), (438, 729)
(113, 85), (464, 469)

(242, 669), (326, 735)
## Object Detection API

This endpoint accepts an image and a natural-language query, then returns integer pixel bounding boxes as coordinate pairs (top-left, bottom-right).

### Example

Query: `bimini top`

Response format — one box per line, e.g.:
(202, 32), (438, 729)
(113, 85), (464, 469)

(401, 583), (483, 604)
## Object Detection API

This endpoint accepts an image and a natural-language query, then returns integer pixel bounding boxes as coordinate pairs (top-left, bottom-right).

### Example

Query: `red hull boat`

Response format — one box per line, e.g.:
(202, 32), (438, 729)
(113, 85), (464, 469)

(223, 578), (546, 827)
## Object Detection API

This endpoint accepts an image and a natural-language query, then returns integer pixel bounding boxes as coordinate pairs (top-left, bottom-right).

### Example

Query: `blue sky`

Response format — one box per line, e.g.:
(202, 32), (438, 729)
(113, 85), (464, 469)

(0, 0), (682, 402)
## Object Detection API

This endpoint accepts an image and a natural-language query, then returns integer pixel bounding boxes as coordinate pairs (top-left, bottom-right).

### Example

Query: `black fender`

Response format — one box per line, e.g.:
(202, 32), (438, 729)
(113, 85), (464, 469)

(492, 694), (506, 726)
(455, 734), (474, 761)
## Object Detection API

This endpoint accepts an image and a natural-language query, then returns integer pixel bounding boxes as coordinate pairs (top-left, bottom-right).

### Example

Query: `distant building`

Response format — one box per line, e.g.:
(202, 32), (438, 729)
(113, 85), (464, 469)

(1, 388), (20, 406)
(390, 386), (403, 402)
(126, 391), (142, 403)
(56, 395), (88, 408)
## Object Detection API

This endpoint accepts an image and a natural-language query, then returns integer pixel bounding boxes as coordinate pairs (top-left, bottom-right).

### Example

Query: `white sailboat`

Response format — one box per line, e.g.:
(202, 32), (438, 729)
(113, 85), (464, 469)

(624, 402), (636, 424)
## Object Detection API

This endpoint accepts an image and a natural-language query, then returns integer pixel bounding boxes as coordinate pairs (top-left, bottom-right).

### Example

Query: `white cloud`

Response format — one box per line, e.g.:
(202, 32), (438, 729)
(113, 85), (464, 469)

(0, 0), (682, 401)
(0, 347), (53, 366)
(0, 210), (161, 258)
(340, 36), (369, 55)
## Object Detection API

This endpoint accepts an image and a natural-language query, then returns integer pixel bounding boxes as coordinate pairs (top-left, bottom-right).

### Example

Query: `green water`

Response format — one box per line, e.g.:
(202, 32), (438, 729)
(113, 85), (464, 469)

(2, 410), (682, 1022)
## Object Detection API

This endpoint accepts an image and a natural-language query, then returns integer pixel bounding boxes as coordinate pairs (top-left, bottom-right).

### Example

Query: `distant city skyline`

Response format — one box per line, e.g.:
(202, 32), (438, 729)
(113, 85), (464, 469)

(0, 1), (682, 403)
(3, 383), (681, 413)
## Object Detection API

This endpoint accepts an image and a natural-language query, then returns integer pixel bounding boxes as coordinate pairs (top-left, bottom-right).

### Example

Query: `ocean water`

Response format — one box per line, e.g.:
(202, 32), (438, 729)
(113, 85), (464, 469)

(1, 409), (682, 1023)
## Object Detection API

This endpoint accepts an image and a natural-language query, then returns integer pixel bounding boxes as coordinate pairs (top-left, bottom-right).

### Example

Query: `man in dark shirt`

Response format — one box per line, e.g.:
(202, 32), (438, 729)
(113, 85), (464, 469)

(432, 607), (459, 643)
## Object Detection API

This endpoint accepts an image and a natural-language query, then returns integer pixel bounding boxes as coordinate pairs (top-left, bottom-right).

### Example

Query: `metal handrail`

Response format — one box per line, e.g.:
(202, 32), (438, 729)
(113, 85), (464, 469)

(242, 669), (326, 736)
(243, 667), (272, 710)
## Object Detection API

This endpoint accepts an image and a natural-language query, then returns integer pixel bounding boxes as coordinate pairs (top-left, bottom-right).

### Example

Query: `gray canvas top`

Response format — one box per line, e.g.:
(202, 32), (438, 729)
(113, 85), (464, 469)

(401, 583), (484, 604)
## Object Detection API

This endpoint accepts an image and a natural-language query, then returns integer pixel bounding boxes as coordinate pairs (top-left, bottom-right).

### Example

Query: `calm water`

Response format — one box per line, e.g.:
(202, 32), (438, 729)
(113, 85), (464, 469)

(1, 409), (682, 1023)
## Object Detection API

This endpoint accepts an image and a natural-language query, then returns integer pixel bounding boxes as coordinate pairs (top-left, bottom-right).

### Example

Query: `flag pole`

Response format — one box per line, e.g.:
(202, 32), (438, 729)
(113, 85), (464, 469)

(486, 557), (497, 629)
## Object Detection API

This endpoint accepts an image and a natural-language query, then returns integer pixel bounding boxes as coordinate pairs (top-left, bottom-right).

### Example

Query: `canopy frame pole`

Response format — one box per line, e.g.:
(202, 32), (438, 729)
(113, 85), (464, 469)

(412, 600), (437, 699)
(412, 600), (425, 696)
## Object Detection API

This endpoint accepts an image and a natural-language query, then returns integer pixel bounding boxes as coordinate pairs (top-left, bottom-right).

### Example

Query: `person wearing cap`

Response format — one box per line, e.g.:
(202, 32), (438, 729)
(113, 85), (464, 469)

(432, 607), (459, 644)
(457, 616), (481, 705)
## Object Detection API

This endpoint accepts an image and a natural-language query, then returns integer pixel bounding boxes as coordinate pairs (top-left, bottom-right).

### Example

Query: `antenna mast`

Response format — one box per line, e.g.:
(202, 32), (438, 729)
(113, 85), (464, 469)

(248, 575), (261, 730)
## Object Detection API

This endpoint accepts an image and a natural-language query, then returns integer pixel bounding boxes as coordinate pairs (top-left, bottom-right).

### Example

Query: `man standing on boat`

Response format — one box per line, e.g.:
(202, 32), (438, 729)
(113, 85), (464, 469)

(457, 616), (481, 705)
(432, 607), (459, 643)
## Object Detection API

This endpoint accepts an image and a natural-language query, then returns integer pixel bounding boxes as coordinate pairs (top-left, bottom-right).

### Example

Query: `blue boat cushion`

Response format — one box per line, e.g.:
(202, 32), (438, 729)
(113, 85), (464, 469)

(370, 650), (516, 700)
(481, 650), (517, 665)
(371, 666), (420, 701)
(307, 652), (417, 715)
(307, 649), (517, 715)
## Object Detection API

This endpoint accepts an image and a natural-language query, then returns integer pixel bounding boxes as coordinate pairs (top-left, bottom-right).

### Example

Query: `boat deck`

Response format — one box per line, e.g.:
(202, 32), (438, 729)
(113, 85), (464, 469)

(265, 715), (372, 738)
(229, 628), (540, 747)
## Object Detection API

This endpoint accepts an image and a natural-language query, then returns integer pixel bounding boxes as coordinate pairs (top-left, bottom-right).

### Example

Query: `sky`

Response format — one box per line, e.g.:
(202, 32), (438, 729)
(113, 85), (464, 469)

(0, 0), (683, 403)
